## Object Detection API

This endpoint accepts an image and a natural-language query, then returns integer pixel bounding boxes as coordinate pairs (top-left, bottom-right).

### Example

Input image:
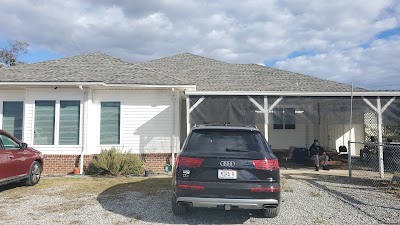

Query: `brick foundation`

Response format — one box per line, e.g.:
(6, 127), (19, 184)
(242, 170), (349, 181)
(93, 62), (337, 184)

(42, 153), (173, 175)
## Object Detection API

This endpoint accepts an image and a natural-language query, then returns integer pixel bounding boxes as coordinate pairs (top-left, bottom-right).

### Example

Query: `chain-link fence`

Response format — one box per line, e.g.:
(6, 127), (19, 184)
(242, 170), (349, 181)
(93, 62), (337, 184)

(349, 141), (400, 193)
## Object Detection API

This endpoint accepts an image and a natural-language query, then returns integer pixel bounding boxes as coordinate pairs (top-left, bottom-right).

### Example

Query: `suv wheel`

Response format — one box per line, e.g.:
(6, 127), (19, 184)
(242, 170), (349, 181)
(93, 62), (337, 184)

(25, 161), (42, 186)
(263, 205), (280, 218)
(171, 194), (188, 216)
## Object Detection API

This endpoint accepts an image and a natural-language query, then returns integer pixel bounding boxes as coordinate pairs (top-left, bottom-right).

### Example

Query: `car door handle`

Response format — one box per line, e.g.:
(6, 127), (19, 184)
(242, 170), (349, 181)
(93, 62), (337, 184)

(9, 155), (14, 158)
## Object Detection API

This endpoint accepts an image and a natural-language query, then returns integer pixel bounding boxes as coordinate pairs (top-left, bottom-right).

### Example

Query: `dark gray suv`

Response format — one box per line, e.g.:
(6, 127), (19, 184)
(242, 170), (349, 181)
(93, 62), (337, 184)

(171, 125), (281, 218)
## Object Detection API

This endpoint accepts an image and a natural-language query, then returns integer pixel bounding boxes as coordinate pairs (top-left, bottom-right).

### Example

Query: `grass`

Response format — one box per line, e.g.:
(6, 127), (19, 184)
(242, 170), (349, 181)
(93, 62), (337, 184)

(386, 187), (400, 198)
(39, 201), (88, 213)
(0, 209), (11, 220)
(0, 176), (172, 200)
(313, 218), (327, 224)
(281, 175), (294, 192)
(310, 191), (322, 197)
(283, 186), (294, 192)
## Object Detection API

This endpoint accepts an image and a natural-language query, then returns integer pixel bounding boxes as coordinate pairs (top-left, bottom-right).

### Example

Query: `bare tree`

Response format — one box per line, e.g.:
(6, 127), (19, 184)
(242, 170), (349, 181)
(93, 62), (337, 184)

(0, 40), (29, 68)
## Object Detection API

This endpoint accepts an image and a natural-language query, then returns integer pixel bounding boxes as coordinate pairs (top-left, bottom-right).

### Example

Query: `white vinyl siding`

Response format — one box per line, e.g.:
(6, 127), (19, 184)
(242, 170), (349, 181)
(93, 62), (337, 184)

(90, 90), (175, 154)
(59, 101), (80, 145)
(3, 88), (177, 155)
(2, 101), (24, 140)
(100, 102), (120, 145)
(34, 100), (56, 145)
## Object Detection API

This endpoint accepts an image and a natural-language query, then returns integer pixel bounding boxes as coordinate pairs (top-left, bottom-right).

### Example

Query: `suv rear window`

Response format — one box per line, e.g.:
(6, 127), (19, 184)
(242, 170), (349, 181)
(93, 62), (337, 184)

(185, 129), (268, 153)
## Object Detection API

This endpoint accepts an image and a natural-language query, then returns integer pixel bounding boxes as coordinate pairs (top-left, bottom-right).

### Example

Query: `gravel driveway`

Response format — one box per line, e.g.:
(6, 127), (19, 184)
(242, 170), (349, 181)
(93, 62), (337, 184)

(0, 170), (399, 225)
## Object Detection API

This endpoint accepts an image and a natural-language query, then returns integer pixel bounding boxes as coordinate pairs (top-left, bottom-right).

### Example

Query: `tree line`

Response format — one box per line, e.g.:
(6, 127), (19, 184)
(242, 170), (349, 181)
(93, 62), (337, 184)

(0, 40), (29, 68)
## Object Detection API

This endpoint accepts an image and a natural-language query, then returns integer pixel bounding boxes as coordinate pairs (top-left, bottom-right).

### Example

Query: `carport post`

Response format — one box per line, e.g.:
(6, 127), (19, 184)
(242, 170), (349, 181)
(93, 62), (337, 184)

(348, 84), (353, 179)
(186, 96), (205, 134)
(264, 96), (269, 141)
(362, 96), (396, 179)
(248, 96), (283, 142)
(186, 96), (190, 135)
(377, 98), (384, 179)
(362, 97), (385, 178)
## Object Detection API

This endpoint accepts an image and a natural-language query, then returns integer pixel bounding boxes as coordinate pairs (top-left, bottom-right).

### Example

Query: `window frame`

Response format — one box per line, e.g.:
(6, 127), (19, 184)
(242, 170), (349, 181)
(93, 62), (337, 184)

(99, 101), (121, 145)
(33, 100), (82, 146)
(34, 100), (56, 145)
(273, 107), (296, 130)
(59, 100), (81, 145)
(2, 101), (24, 140)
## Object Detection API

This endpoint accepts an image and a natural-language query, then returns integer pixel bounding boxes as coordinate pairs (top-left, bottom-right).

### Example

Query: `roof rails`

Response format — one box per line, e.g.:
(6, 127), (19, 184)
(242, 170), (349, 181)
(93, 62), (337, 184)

(193, 123), (258, 129)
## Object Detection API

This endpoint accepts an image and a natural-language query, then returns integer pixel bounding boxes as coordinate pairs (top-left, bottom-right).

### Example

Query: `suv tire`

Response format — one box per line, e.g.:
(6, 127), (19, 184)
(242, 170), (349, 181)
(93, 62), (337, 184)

(171, 194), (188, 216)
(25, 161), (42, 186)
(264, 205), (280, 218)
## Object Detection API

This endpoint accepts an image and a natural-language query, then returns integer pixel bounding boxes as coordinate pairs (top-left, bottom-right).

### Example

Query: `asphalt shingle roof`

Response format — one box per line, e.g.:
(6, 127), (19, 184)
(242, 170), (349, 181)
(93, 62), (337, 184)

(1, 52), (365, 92)
(140, 53), (366, 92)
(0, 52), (189, 86)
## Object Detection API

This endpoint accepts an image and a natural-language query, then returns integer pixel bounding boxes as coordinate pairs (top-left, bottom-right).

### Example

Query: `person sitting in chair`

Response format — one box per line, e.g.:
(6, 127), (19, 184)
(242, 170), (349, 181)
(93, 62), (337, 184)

(309, 139), (329, 171)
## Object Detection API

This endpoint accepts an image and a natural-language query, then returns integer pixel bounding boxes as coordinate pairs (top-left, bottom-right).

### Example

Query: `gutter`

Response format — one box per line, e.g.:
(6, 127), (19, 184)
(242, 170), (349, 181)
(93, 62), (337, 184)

(0, 82), (105, 86)
(185, 91), (400, 97)
(103, 84), (196, 90)
(0, 82), (196, 90)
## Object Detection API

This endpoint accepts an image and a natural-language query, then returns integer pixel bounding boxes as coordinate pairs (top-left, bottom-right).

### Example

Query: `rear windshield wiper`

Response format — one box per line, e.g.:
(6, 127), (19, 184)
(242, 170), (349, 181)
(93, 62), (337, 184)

(226, 148), (250, 152)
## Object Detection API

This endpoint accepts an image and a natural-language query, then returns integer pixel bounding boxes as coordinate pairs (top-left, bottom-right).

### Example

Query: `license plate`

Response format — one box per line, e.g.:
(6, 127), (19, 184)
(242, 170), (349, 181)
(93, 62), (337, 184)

(218, 169), (237, 179)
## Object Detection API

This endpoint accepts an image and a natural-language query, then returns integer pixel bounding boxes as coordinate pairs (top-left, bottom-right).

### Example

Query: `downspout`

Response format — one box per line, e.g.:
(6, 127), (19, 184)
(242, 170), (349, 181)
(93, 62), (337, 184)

(79, 85), (88, 175)
(171, 88), (179, 168)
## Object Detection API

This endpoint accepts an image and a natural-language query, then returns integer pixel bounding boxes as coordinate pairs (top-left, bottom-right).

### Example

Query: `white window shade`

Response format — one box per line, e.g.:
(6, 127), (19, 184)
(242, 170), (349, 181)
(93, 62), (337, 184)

(34, 101), (55, 145)
(2, 101), (23, 140)
(59, 101), (80, 145)
(100, 102), (120, 145)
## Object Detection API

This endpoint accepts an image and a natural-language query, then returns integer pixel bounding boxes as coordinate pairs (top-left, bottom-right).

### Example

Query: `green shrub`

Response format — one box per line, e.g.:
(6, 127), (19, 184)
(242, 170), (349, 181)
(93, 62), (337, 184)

(88, 147), (145, 176)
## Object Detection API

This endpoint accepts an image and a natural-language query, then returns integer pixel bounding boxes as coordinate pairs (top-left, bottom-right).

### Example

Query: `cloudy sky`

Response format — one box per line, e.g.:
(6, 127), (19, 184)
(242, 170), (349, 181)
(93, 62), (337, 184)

(1, 0), (399, 90)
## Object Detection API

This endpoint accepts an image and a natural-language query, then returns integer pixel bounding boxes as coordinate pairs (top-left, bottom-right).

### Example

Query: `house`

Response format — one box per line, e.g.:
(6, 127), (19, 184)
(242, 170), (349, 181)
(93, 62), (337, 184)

(0, 53), (194, 174)
(1, 52), (399, 175)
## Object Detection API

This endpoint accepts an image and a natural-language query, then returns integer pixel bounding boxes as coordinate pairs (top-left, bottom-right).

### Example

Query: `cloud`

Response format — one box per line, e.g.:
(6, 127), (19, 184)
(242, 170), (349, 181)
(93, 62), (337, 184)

(275, 36), (400, 90)
(0, 0), (399, 89)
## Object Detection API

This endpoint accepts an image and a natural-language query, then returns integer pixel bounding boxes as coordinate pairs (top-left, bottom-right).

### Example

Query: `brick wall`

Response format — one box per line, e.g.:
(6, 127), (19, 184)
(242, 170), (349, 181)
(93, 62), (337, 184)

(42, 154), (94, 175)
(42, 153), (173, 175)
(141, 153), (172, 172)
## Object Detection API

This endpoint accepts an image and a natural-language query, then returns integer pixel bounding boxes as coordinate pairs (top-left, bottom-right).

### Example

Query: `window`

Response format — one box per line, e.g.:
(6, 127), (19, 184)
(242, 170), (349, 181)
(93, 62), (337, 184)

(33, 100), (81, 146)
(186, 130), (267, 154)
(0, 134), (20, 149)
(59, 101), (80, 145)
(100, 102), (120, 144)
(34, 101), (55, 145)
(2, 101), (24, 140)
(273, 108), (295, 129)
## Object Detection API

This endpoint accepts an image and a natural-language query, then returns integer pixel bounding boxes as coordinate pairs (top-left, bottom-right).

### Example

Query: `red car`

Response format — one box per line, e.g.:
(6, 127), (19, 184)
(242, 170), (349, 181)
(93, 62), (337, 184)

(0, 130), (43, 186)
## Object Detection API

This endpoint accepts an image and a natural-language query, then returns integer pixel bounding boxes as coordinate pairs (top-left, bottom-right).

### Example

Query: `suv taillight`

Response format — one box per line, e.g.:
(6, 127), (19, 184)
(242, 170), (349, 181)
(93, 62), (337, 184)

(176, 184), (205, 190)
(250, 186), (281, 192)
(176, 157), (204, 168)
(252, 158), (279, 170)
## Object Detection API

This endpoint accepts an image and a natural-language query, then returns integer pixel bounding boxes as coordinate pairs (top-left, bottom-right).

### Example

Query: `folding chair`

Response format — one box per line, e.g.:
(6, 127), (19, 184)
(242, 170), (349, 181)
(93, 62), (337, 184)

(281, 147), (296, 169)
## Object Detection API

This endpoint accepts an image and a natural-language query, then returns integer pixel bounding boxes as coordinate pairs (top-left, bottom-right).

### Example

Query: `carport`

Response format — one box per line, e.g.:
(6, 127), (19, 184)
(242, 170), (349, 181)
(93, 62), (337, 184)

(185, 91), (400, 177)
